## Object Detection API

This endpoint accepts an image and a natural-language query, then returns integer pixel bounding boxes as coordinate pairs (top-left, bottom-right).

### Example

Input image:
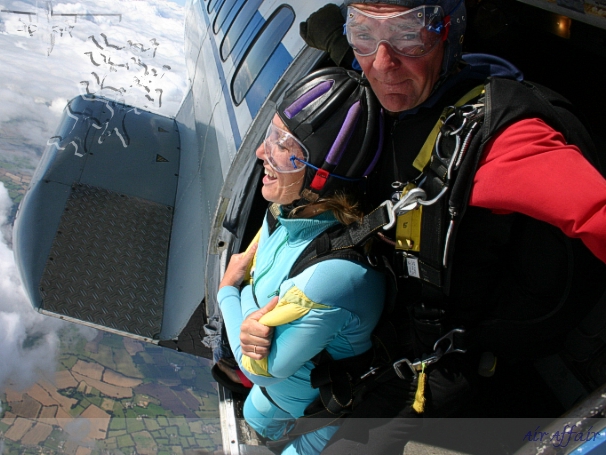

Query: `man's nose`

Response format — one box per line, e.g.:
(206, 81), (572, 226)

(373, 42), (401, 71)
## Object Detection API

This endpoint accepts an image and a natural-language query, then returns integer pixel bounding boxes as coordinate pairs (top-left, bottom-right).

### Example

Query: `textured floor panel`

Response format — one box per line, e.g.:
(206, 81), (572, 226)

(40, 183), (173, 338)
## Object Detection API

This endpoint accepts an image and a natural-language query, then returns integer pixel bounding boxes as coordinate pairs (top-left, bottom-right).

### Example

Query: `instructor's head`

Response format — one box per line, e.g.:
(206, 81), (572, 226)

(345, 0), (466, 113)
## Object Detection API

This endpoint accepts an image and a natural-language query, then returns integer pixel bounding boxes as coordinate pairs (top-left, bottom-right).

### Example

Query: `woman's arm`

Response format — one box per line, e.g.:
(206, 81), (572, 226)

(243, 259), (385, 379)
(217, 242), (286, 387)
(218, 285), (285, 387)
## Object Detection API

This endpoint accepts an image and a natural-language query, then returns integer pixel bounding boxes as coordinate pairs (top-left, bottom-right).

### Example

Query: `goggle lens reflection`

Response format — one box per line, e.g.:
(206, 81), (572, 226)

(263, 123), (308, 173)
(346, 5), (445, 57)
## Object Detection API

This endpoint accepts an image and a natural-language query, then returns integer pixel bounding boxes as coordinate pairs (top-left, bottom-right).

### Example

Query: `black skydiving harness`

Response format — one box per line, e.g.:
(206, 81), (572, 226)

(388, 77), (606, 363)
(386, 84), (486, 291)
(262, 78), (606, 449)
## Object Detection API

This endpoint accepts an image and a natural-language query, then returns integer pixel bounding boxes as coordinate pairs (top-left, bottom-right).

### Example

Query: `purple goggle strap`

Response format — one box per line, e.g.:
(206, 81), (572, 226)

(283, 80), (334, 119)
(292, 105), (384, 180)
(325, 100), (361, 166)
(362, 108), (384, 176)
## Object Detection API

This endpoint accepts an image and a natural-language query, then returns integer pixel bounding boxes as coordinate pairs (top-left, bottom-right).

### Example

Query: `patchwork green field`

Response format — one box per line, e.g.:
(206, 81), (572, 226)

(0, 327), (222, 455)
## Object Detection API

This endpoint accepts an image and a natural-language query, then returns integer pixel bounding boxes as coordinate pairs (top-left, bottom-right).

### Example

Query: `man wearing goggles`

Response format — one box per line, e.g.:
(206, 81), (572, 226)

(344, 2), (454, 112)
(345, 5), (446, 58)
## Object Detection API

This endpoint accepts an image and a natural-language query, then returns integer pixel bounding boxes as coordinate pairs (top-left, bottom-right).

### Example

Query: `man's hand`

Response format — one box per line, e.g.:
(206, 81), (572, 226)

(219, 244), (257, 290)
(240, 296), (278, 360)
(299, 4), (353, 67)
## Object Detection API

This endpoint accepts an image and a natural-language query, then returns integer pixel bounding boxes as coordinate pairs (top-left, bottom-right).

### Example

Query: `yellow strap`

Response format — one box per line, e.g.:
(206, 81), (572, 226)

(413, 85), (486, 172)
(242, 355), (271, 377)
(259, 287), (330, 327)
(242, 228), (261, 284)
(412, 371), (427, 413)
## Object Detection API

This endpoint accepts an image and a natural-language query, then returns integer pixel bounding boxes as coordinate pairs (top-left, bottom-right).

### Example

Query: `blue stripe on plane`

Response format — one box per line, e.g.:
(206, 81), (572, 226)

(230, 12), (264, 67)
(218, 0), (243, 35)
(199, 4), (243, 149)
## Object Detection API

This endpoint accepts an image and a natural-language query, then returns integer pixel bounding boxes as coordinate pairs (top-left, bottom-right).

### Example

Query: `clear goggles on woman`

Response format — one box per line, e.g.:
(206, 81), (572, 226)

(263, 123), (309, 173)
(345, 5), (446, 57)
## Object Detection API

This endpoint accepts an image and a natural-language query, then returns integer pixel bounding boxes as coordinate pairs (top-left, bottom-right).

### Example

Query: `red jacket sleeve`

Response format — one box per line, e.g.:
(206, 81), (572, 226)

(469, 117), (606, 263)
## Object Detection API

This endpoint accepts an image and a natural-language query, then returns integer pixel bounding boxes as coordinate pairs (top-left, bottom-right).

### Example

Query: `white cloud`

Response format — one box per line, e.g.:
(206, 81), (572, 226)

(0, 183), (64, 393)
(49, 96), (69, 115)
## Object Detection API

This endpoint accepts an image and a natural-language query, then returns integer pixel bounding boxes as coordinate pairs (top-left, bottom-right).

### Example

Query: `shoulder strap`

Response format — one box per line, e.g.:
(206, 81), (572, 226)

(413, 84), (487, 172)
(288, 204), (392, 279)
(288, 235), (367, 279)
(409, 85), (487, 296)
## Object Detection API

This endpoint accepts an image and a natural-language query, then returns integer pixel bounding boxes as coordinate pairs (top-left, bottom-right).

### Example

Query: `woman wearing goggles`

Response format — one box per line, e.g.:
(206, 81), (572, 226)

(263, 121), (309, 173)
(256, 117), (310, 206)
(217, 68), (384, 455)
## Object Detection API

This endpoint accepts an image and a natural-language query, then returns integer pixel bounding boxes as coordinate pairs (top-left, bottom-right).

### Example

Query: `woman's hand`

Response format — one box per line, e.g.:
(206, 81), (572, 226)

(240, 296), (278, 360)
(219, 243), (258, 289)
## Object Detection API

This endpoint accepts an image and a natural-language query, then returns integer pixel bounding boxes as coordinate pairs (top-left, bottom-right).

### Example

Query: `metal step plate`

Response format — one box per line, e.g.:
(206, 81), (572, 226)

(39, 183), (173, 340)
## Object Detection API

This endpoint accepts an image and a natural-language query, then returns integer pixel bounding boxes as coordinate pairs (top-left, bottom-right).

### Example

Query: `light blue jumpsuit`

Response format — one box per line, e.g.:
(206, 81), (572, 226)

(218, 210), (385, 454)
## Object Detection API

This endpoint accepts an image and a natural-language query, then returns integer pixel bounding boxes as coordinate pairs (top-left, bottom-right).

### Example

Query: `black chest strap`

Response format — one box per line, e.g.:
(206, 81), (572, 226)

(288, 203), (393, 278)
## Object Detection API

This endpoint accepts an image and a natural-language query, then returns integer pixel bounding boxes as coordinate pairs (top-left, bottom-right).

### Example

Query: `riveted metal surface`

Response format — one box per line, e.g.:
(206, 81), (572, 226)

(39, 183), (172, 339)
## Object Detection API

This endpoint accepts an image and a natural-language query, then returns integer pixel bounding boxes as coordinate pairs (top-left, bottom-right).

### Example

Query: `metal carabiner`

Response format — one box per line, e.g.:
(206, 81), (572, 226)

(392, 187), (427, 215)
(393, 358), (419, 380)
(382, 187), (431, 230)
(380, 200), (396, 230)
(442, 110), (468, 137)
(432, 328), (467, 356)
(394, 353), (443, 380)
(435, 129), (461, 162)
(459, 104), (480, 119)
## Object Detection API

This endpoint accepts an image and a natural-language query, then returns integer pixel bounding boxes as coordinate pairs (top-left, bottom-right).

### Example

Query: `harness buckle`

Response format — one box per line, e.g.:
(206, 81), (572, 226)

(380, 200), (396, 230)
(385, 185), (453, 233)
(432, 328), (467, 356)
(393, 358), (419, 380)
(393, 188), (426, 216)
(393, 329), (467, 380)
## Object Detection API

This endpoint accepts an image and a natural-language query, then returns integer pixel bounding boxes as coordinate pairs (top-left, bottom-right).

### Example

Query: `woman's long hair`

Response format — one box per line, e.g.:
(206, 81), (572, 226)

(289, 190), (364, 226)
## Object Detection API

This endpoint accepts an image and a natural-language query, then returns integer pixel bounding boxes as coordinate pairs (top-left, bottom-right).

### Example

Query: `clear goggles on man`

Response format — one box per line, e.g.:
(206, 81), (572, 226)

(345, 5), (446, 57)
(263, 123), (309, 173)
